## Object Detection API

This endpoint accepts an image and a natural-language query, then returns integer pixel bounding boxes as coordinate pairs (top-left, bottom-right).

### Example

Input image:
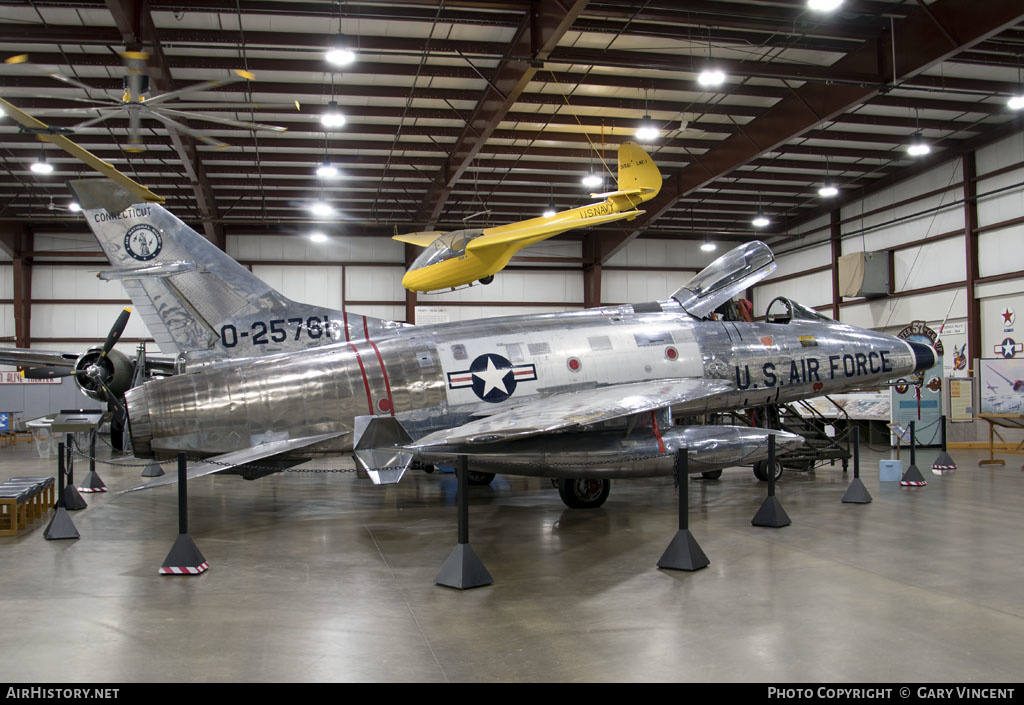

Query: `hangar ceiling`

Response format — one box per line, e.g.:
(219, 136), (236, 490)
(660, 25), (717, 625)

(1, 0), (1023, 259)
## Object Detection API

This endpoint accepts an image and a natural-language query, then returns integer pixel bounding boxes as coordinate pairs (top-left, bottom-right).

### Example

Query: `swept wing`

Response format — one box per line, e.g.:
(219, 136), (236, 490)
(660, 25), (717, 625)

(120, 431), (349, 492)
(410, 378), (732, 447)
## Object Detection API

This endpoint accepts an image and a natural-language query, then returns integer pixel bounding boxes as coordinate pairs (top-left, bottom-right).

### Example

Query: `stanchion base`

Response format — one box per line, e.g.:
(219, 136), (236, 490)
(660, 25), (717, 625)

(77, 471), (107, 493)
(842, 477), (873, 504)
(901, 463), (927, 486)
(44, 507), (80, 540)
(752, 496), (791, 528)
(141, 461), (165, 478)
(159, 534), (208, 575)
(63, 484), (88, 511)
(435, 543), (493, 590)
(931, 451), (957, 474)
(657, 529), (709, 571)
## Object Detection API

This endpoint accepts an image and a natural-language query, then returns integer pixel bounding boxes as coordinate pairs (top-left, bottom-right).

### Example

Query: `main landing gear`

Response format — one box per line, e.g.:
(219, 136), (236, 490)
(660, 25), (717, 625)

(478, 275), (494, 285)
(753, 458), (784, 482)
(556, 478), (611, 509)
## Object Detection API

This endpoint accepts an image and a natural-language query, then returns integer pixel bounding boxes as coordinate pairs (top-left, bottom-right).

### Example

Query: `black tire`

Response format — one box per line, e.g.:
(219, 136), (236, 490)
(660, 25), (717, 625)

(701, 469), (723, 480)
(753, 459), (784, 482)
(479, 275), (494, 285)
(557, 478), (610, 509)
(467, 471), (495, 486)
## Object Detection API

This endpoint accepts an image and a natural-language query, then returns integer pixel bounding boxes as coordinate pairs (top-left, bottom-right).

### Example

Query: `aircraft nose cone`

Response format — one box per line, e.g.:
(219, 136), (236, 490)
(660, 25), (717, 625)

(907, 341), (937, 373)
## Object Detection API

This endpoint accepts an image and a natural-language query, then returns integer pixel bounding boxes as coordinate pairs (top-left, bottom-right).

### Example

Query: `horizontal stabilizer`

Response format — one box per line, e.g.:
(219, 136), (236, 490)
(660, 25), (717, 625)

(588, 187), (657, 199)
(119, 431), (347, 493)
(98, 261), (197, 280)
(393, 231), (445, 247)
(411, 378), (732, 448)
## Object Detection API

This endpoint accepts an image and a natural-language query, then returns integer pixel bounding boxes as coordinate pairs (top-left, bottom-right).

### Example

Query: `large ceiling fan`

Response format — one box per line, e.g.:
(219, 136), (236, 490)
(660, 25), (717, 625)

(1, 52), (291, 152)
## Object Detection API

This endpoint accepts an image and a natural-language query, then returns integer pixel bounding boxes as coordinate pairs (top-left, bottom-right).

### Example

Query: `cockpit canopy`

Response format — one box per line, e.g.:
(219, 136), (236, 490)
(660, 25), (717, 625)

(671, 241), (776, 318)
(409, 228), (485, 271)
(765, 296), (833, 323)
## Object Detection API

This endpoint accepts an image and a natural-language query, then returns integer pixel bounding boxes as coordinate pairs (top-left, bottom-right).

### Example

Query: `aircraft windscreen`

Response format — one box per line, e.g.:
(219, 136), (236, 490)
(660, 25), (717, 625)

(671, 241), (776, 318)
(410, 229), (484, 270)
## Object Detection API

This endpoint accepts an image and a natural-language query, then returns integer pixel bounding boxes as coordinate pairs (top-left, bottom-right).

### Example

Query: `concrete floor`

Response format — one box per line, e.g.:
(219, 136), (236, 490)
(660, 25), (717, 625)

(1, 439), (1023, 683)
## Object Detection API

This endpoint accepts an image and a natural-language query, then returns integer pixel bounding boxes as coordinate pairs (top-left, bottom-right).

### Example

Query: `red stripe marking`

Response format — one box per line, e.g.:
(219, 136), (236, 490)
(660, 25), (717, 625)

(348, 343), (374, 415)
(367, 339), (394, 416)
(363, 316), (370, 342)
(651, 411), (666, 454)
(450, 375), (473, 383)
(343, 310), (351, 342)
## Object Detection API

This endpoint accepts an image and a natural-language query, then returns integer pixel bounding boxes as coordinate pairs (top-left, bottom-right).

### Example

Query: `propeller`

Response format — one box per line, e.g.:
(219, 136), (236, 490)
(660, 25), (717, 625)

(101, 307), (131, 357)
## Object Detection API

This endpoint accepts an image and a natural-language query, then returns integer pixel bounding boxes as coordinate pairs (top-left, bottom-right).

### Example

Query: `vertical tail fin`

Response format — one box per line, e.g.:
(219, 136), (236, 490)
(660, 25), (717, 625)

(70, 179), (404, 360)
(615, 141), (662, 207)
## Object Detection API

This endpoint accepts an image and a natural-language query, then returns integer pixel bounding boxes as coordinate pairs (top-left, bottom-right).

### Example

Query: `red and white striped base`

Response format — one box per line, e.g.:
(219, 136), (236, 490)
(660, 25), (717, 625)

(931, 465), (956, 470)
(900, 481), (927, 487)
(159, 562), (209, 575)
(77, 487), (107, 493)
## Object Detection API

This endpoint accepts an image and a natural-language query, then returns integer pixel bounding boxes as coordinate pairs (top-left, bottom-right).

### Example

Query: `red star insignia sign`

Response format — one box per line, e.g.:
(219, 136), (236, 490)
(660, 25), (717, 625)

(1003, 308), (1015, 325)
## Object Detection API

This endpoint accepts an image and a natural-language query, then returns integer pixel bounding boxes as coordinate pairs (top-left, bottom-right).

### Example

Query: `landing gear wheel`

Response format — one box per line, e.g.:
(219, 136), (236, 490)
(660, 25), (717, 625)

(479, 275), (494, 285)
(753, 459), (784, 482)
(701, 469), (723, 480)
(557, 478), (610, 509)
(467, 471), (495, 486)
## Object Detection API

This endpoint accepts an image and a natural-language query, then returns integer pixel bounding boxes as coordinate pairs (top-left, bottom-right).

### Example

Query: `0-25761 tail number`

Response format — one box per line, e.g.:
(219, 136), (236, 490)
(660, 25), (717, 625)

(220, 316), (336, 348)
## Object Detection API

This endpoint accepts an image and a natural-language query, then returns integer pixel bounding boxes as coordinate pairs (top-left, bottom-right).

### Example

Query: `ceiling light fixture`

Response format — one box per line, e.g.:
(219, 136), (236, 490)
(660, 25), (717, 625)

(543, 207), (557, 218)
(752, 215), (770, 228)
(906, 136), (931, 157)
(309, 231), (329, 243)
(68, 202), (82, 212)
(325, 33), (356, 67)
(30, 151), (53, 174)
(697, 69), (726, 87)
(582, 172), (602, 188)
(309, 201), (334, 217)
(700, 239), (717, 252)
(1008, 94), (1024, 110)
(320, 100), (346, 128)
(316, 159), (339, 178)
(807, 0), (843, 11)
(819, 183), (839, 198)
(635, 115), (659, 142)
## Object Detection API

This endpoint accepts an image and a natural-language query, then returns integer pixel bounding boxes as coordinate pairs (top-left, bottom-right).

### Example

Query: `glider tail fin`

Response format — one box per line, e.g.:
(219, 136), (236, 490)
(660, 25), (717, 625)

(614, 141), (663, 209)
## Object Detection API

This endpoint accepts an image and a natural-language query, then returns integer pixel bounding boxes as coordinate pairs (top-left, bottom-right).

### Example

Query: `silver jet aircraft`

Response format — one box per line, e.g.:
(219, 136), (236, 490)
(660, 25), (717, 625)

(13, 180), (936, 508)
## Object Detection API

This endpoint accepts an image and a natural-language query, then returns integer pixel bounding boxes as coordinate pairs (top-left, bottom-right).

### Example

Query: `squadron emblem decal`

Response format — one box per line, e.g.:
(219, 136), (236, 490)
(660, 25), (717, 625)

(447, 353), (537, 403)
(124, 224), (162, 261)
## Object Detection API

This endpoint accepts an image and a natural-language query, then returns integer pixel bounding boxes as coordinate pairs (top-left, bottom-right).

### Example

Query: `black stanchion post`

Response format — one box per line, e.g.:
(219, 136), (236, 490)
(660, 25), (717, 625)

(901, 420), (927, 486)
(842, 426), (872, 504)
(435, 455), (493, 589)
(44, 441), (79, 540)
(159, 452), (208, 575)
(752, 434), (791, 527)
(931, 415), (957, 474)
(78, 430), (107, 493)
(657, 449), (709, 571)
(61, 434), (87, 510)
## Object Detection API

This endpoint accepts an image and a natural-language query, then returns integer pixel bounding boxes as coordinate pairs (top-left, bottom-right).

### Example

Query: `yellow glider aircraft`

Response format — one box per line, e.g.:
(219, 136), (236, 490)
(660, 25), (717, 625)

(396, 141), (662, 293)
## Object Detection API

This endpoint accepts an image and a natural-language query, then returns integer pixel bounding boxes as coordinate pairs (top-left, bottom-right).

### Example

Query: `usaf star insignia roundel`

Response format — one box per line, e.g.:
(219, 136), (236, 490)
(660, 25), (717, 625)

(447, 353), (538, 403)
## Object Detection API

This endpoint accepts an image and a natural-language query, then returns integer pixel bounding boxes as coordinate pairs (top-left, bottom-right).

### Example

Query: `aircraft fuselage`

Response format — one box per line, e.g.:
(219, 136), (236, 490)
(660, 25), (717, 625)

(126, 298), (929, 461)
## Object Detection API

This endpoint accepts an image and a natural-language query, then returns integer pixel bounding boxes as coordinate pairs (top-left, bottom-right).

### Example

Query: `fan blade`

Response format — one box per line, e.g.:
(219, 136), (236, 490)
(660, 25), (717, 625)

(148, 111), (229, 150)
(159, 102), (300, 110)
(0, 97), (162, 203)
(0, 61), (98, 93)
(145, 70), (255, 106)
(101, 308), (131, 356)
(34, 107), (120, 115)
(126, 109), (144, 152)
(157, 107), (287, 133)
(73, 110), (123, 130)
